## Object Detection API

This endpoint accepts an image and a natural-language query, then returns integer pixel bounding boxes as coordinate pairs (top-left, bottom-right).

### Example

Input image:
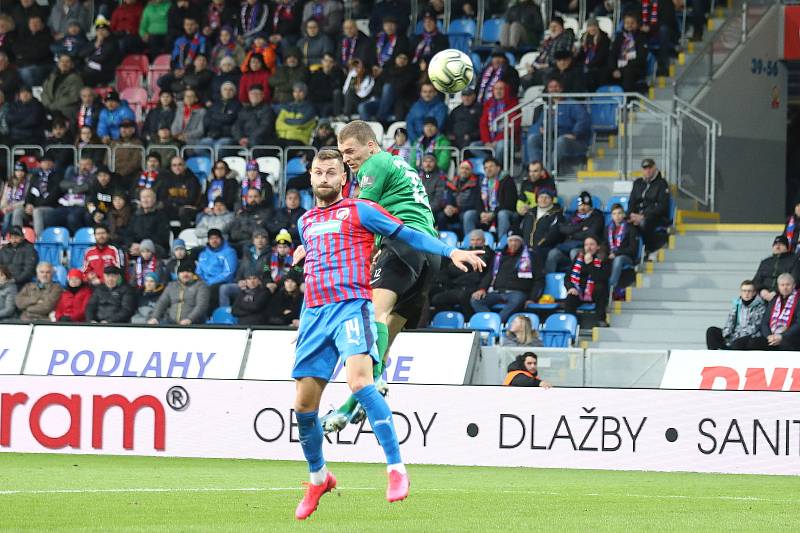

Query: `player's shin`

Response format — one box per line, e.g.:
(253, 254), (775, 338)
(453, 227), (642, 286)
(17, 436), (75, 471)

(353, 384), (404, 471)
(295, 410), (328, 483)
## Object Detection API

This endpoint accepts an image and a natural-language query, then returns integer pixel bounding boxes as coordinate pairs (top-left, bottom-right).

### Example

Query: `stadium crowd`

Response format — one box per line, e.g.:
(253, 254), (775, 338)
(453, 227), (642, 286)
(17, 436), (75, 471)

(0, 0), (705, 331)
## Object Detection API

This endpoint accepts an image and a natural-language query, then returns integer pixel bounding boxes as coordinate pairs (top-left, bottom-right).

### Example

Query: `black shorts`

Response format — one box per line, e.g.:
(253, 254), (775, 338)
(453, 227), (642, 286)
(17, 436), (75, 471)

(370, 239), (441, 325)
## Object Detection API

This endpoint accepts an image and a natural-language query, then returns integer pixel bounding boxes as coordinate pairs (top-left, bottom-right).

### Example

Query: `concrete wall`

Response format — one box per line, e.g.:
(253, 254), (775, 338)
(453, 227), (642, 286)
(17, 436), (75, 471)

(696, 6), (787, 222)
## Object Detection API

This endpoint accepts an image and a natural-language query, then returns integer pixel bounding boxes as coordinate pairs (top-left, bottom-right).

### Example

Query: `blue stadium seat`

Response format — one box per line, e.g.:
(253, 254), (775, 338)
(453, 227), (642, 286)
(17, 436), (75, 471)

(591, 85), (624, 134)
(449, 18), (477, 37)
(286, 157), (307, 177)
(541, 313), (578, 347)
(35, 226), (70, 267)
(438, 230), (458, 249)
(68, 227), (95, 269)
(468, 312), (502, 345)
(208, 306), (238, 325)
(186, 156), (212, 181)
(460, 231), (494, 249)
(480, 17), (503, 44)
(299, 189), (314, 210)
(605, 194), (629, 213)
(506, 312), (540, 330)
(495, 233), (508, 250)
(53, 265), (67, 287)
(431, 311), (465, 329)
(527, 273), (567, 310)
(448, 33), (473, 54)
(468, 157), (486, 175)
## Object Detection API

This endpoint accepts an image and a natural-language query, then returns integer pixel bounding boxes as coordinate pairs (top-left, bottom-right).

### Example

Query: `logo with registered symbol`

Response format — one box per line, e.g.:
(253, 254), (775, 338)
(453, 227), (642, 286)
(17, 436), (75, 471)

(166, 386), (189, 411)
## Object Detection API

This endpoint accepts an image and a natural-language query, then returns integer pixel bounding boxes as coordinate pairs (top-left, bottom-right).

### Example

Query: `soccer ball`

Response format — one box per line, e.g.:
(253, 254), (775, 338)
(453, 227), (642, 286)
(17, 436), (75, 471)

(428, 49), (474, 94)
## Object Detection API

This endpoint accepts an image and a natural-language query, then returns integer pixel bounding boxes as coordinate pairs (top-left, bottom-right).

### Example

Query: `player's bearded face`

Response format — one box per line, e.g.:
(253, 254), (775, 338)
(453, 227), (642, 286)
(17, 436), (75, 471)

(311, 160), (345, 202)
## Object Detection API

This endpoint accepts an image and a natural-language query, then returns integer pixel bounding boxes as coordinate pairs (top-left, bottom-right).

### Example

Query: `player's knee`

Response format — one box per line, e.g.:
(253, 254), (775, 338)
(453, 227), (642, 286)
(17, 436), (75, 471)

(347, 374), (372, 393)
(294, 399), (317, 413)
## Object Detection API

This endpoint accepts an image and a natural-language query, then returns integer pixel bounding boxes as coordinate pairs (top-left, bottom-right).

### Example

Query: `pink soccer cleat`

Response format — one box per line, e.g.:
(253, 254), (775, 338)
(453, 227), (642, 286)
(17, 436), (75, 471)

(295, 472), (337, 520)
(386, 470), (410, 503)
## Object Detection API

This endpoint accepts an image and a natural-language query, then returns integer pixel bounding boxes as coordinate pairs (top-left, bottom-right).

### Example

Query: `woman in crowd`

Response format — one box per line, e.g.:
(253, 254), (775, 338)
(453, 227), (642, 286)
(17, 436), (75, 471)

(266, 270), (303, 326)
(131, 271), (165, 323)
(1, 161), (30, 235)
(53, 268), (92, 322)
(0, 265), (18, 320)
(501, 315), (543, 347)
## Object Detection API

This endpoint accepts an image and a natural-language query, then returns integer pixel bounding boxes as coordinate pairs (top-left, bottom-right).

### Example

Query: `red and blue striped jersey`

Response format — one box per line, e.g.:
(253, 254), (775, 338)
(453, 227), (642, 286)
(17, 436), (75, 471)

(300, 198), (403, 307)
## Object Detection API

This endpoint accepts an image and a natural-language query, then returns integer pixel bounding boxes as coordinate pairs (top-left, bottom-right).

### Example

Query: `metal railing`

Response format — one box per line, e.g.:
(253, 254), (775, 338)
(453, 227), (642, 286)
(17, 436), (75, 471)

(674, 97), (721, 211)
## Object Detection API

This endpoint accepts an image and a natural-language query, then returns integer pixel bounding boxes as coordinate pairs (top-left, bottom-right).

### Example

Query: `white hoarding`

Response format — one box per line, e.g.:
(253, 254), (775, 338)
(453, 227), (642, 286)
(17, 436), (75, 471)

(244, 330), (477, 384)
(1, 375), (799, 476)
(0, 324), (32, 375)
(661, 350), (800, 391)
(23, 326), (248, 379)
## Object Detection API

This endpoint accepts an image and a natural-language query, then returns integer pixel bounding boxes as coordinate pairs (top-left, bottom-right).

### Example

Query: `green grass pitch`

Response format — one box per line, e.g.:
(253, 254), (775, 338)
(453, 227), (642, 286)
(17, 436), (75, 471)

(0, 453), (798, 531)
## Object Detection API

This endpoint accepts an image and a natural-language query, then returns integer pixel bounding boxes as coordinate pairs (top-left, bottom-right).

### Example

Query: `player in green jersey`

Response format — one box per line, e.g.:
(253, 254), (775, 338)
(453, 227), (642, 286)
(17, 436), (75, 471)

(318, 120), (466, 432)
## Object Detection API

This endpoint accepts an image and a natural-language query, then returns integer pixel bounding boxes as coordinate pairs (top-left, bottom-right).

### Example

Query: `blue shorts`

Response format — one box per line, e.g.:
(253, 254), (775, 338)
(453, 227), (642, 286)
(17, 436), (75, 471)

(293, 299), (380, 381)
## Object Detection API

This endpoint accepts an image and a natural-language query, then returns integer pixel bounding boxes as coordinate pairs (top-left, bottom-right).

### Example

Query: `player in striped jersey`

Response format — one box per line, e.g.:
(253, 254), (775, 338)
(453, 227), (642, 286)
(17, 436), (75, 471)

(292, 150), (483, 520)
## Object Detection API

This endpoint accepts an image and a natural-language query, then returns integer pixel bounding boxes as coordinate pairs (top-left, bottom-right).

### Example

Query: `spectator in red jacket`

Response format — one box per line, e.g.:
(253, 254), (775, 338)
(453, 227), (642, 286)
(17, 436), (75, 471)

(81, 224), (124, 286)
(53, 268), (92, 321)
(111, 0), (145, 55)
(238, 53), (271, 104)
(479, 81), (520, 162)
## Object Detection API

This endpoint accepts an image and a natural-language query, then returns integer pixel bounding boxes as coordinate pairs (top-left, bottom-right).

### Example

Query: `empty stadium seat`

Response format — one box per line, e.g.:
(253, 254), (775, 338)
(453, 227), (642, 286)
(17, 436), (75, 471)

(299, 189), (314, 210)
(448, 33), (473, 54)
(591, 85), (624, 135)
(506, 312), (540, 330)
(53, 264), (68, 287)
(177, 228), (200, 249)
(431, 311), (465, 329)
(355, 18), (370, 36)
(256, 156), (282, 190)
(438, 230), (458, 249)
(68, 227), (95, 269)
(208, 306), (238, 325)
(116, 67), (144, 93)
(331, 121), (346, 135)
(460, 231), (494, 249)
(223, 156), (247, 180)
(563, 17), (580, 36)
(120, 87), (148, 122)
(35, 226), (70, 266)
(468, 312), (502, 345)
(384, 121), (406, 148)
(541, 313), (578, 347)
(120, 54), (149, 73)
(286, 157), (307, 177)
(186, 156), (212, 182)
(449, 18), (477, 37)
(479, 17), (503, 45)
(366, 121), (385, 143)
(148, 54), (171, 98)
(527, 273), (567, 311)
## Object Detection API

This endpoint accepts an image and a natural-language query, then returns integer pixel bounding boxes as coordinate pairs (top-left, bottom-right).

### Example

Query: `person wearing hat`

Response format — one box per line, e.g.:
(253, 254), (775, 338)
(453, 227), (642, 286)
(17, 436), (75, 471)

(268, 189), (306, 246)
(200, 81), (242, 152)
(439, 160), (482, 238)
(405, 82), (447, 143)
(1, 162), (31, 235)
(10, 15), (52, 88)
(370, 14), (410, 71)
(608, 12), (648, 93)
(131, 270), (166, 323)
(0, 225), (37, 288)
(410, 10), (448, 66)
(546, 190), (604, 273)
(627, 158), (671, 259)
(53, 268), (92, 322)
(563, 234), (611, 326)
(575, 17), (611, 92)
(312, 118), (338, 148)
(196, 197), (235, 246)
(551, 48), (587, 93)
(85, 164), (115, 223)
(128, 238), (166, 289)
(446, 87), (482, 149)
(231, 264), (271, 325)
(471, 230), (544, 323)
(265, 267), (303, 326)
(479, 80), (520, 161)
(79, 16), (120, 87)
(270, 47), (309, 104)
(276, 81), (317, 145)
(6, 84), (46, 146)
(97, 90), (136, 143)
(82, 224), (124, 286)
(148, 259), (210, 325)
(752, 236), (800, 303)
(409, 117), (451, 173)
(15, 262), (63, 321)
(196, 227), (238, 309)
(209, 25), (245, 71)
(519, 186), (564, 262)
(476, 48), (520, 104)
(164, 238), (193, 281)
(238, 51), (273, 104)
(240, 160), (274, 210)
(41, 54), (83, 121)
(84, 264), (136, 323)
(500, 0), (544, 50)
(25, 156), (64, 238)
(267, 228), (295, 283)
(706, 280), (767, 351)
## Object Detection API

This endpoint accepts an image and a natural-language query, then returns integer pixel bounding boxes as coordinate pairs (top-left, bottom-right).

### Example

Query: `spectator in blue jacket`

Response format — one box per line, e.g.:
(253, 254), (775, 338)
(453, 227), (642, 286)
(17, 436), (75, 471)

(196, 227), (238, 309)
(97, 91), (136, 143)
(405, 82), (448, 142)
(526, 76), (590, 168)
(171, 15), (207, 69)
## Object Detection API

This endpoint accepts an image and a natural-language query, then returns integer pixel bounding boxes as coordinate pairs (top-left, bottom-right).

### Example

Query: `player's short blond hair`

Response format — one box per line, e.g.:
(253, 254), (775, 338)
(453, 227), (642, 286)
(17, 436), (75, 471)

(338, 120), (378, 145)
(313, 149), (345, 170)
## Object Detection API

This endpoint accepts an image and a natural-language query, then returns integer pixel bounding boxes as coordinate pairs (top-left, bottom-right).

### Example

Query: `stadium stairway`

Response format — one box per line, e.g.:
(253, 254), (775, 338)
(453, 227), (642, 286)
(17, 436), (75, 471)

(589, 226), (783, 351)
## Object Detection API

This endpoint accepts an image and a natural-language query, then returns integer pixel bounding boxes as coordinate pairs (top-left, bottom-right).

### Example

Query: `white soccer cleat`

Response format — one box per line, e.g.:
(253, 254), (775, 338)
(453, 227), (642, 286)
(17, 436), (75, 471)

(320, 411), (348, 434)
(375, 379), (389, 396)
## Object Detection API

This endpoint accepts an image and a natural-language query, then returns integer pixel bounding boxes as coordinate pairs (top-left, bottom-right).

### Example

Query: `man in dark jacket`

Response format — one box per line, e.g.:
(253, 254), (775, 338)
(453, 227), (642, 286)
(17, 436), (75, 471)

(431, 229), (494, 319)
(551, 49), (587, 93)
(127, 188), (171, 254)
(753, 235), (800, 303)
(25, 156), (64, 237)
(200, 81), (241, 152)
(608, 12), (648, 93)
(159, 156), (202, 231)
(564, 235), (611, 325)
(520, 187), (563, 263)
(747, 273), (800, 351)
(337, 19), (375, 68)
(229, 188), (273, 252)
(438, 160), (483, 238)
(219, 226), (273, 306)
(418, 154), (447, 222)
(85, 265), (136, 323)
(503, 353), (552, 388)
(232, 84), (277, 148)
(478, 158), (518, 239)
(266, 189), (306, 245)
(445, 88), (483, 149)
(472, 233), (544, 322)
(0, 226), (38, 288)
(628, 158), (671, 258)
(546, 191), (604, 273)
(12, 15), (53, 87)
(309, 53), (345, 119)
(231, 265), (271, 325)
(7, 85), (47, 146)
(41, 54), (83, 121)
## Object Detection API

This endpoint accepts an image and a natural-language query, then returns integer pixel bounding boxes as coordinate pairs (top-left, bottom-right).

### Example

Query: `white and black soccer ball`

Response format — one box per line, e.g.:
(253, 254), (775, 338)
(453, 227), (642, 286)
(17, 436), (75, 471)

(428, 49), (474, 94)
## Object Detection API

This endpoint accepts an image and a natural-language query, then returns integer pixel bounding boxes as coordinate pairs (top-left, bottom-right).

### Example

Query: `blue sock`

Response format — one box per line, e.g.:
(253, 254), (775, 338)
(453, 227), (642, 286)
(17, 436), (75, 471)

(295, 410), (325, 472)
(354, 384), (402, 465)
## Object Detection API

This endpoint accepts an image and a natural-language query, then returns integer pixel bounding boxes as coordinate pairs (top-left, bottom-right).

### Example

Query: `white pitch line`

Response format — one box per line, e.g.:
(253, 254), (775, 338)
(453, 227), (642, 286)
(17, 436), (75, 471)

(0, 487), (791, 503)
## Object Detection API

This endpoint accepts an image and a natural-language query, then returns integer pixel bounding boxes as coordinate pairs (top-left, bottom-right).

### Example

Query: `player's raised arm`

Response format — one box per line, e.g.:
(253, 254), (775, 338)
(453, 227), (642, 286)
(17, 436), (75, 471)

(355, 201), (485, 272)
